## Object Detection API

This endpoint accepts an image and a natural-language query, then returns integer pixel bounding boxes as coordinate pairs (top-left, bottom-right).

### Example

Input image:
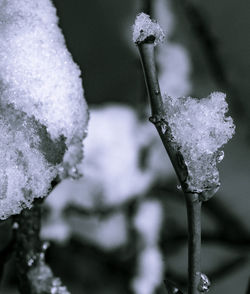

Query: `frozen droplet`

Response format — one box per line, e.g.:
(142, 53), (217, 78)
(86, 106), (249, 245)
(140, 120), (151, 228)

(216, 150), (224, 163)
(12, 222), (19, 230)
(177, 184), (181, 190)
(198, 273), (210, 293)
(42, 241), (50, 252)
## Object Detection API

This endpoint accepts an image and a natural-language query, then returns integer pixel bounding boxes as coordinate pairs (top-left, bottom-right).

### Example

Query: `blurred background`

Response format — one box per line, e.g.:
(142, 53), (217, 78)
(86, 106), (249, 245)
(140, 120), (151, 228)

(1, 0), (250, 293)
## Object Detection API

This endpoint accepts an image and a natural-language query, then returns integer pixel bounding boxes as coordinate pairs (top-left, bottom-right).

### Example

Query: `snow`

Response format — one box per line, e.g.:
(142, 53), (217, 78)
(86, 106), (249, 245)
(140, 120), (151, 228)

(133, 13), (165, 45)
(0, 0), (88, 219)
(162, 92), (235, 192)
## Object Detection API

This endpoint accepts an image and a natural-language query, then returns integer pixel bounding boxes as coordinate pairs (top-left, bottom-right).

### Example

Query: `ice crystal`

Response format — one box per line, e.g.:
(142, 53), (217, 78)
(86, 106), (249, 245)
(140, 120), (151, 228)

(133, 13), (165, 45)
(0, 0), (88, 219)
(163, 92), (235, 192)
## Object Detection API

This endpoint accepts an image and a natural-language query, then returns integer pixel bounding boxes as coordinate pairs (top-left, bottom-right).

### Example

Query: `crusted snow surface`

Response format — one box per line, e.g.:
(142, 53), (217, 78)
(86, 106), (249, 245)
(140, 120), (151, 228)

(163, 92), (235, 192)
(0, 0), (88, 219)
(133, 13), (165, 45)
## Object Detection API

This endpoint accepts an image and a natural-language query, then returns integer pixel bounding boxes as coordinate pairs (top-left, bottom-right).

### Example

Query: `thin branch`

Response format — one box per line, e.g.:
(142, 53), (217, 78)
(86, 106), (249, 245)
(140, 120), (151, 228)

(14, 198), (70, 294)
(186, 196), (202, 294)
(136, 37), (204, 294)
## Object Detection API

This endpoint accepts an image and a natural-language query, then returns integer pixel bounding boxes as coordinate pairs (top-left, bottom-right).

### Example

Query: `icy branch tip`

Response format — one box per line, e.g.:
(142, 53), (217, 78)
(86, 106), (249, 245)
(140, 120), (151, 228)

(133, 13), (165, 46)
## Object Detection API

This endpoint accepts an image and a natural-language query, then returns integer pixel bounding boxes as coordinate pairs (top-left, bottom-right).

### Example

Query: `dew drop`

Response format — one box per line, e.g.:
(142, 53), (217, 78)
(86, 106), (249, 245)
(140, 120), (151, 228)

(177, 184), (181, 190)
(198, 273), (210, 293)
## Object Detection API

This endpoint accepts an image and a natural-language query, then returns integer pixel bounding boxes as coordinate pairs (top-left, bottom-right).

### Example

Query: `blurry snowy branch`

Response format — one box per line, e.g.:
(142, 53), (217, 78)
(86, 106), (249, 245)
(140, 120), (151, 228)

(175, 0), (245, 117)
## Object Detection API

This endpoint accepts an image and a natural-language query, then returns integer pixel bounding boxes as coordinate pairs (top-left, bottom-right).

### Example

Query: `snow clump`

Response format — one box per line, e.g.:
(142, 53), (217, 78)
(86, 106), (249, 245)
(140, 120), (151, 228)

(163, 92), (235, 192)
(0, 0), (88, 219)
(133, 13), (165, 46)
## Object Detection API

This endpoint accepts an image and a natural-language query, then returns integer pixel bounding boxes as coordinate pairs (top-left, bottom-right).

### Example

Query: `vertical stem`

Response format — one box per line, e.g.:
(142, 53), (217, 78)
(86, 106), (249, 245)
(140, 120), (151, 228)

(14, 199), (42, 294)
(136, 40), (203, 294)
(185, 193), (201, 294)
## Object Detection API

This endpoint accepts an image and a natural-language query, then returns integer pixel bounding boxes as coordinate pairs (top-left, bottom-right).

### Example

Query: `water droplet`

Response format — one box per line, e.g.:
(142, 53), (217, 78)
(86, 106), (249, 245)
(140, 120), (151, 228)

(12, 222), (19, 230)
(177, 184), (182, 190)
(42, 241), (50, 251)
(198, 273), (210, 292)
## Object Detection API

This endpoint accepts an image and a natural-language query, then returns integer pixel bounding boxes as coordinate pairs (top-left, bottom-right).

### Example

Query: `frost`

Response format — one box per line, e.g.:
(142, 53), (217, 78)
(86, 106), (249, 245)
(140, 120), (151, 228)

(0, 0), (88, 219)
(163, 92), (235, 192)
(133, 13), (165, 45)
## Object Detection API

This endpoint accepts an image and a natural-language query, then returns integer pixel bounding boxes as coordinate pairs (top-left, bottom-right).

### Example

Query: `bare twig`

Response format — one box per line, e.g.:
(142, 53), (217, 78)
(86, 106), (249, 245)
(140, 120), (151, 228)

(136, 37), (204, 294)
(14, 197), (70, 294)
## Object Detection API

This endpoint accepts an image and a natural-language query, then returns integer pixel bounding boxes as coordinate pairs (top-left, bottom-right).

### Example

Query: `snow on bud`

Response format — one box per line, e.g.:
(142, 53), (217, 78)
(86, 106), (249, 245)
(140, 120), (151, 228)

(162, 92), (235, 192)
(133, 13), (165, 45)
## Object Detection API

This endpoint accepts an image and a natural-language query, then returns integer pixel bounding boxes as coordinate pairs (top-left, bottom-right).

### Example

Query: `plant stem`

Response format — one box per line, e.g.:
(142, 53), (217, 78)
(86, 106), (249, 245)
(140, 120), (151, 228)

(137, 40), (202, 294)
(138, 41), (188, 189)
(185, 193), (202, 294)
(14, 197), (70, 294)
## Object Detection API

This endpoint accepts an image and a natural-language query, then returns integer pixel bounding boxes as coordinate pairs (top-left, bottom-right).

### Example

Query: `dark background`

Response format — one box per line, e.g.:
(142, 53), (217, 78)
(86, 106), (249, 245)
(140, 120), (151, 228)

(1, 0), (250, 293)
